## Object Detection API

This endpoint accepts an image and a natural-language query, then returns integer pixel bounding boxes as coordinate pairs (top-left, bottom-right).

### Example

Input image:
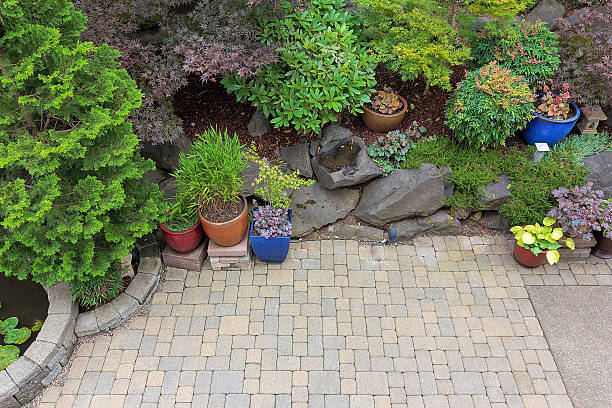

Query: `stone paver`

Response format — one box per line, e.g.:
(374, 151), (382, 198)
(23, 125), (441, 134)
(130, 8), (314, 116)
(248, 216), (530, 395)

(38, 236), (612, 408)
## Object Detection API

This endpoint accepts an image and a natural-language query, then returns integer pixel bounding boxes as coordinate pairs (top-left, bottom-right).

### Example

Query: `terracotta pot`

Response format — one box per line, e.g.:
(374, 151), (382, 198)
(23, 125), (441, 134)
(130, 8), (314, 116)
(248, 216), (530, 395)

(592, 231), (612, 259)
(513, 243), (547, 268)
(160, 220), (204, 253)
(198, 195), (248, 247)
(361, 95), (408, 132)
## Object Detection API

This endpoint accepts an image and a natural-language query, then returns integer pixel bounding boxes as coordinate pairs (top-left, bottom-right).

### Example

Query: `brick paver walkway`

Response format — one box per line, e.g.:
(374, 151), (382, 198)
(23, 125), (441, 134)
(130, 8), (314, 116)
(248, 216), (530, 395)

(37, 236), (612, 408)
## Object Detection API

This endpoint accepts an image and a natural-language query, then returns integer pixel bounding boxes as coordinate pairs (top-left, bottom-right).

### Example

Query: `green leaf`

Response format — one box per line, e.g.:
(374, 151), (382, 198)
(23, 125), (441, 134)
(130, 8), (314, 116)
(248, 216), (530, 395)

(546, 250), (560, 265)
(550, 228), (563, 240)
(565, 238), (575, 250)
(0, 346), (20, 371)
(0, 318), (18, 335)
(4, 328), (31, 345)
(543, 217), (556, 227)
(521, 232), (535, 245)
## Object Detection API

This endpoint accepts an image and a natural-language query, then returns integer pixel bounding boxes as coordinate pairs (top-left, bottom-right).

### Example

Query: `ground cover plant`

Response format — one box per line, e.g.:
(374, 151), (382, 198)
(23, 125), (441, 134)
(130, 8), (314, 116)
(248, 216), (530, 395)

(445, 62), (534, 148)
(402, 136), (588, 225)
(0, 0), (166, 286)
(222, 0), (377, 134)
(471, 20), (560, 86)
(549, 131), (612, 164)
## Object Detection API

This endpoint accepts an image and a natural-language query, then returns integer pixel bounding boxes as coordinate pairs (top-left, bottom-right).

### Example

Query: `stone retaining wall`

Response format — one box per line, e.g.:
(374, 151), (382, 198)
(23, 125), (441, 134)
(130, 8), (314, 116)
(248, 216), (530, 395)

(0, 283), (77, 408)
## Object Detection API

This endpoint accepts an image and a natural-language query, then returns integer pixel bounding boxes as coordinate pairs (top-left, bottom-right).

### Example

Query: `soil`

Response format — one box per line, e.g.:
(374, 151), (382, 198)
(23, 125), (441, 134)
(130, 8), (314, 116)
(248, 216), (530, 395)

(199, 197), (245, 224)
(319, 142), (361, 171)
(173, 66), (465, 156)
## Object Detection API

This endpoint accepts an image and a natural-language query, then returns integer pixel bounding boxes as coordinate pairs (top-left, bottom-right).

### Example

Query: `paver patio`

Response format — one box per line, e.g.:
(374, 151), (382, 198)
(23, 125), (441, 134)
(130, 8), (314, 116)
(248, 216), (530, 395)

(36, 235), (612, 408)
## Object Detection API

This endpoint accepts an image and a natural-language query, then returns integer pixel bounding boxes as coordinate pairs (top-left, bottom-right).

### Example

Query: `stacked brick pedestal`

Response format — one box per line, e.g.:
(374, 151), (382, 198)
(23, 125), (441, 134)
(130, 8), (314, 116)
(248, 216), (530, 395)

(208, 230), (251, 270)
(559, 236), (597, 260)
(162, 239), (209, 271)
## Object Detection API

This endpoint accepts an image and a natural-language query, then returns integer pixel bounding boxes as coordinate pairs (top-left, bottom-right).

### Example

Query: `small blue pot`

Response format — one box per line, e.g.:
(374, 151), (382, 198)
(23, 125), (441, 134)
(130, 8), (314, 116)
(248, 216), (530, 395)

(250, 210), (292, 263)
(523, 96), (580, 146)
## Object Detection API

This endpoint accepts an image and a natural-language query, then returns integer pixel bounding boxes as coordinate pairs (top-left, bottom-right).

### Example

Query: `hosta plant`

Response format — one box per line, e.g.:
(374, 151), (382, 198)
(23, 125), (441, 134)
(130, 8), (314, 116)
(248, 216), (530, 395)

(0, 301), (41, 371)
(222, 0), (376, 134)
(446, 62), (534, 148)
(371, 88), (403, 114)
(549, 183), (612, 240)
(510, 217), (575, 265)
(472, 21), (560, 86)
(252, 206), (292, 238)
(535, 84), (572, 120)
(367, 130), (415, 175)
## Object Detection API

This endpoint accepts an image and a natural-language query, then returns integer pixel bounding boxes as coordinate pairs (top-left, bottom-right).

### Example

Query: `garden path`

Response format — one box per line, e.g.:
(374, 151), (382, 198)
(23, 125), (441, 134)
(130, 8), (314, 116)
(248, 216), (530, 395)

(36, 235), (612, 408)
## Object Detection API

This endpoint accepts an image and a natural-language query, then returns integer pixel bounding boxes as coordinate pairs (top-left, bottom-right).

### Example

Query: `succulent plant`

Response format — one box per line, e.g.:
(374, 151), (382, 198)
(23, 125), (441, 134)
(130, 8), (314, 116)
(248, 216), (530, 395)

(549, 183), (612, 240)
(370, 87), (402, 114)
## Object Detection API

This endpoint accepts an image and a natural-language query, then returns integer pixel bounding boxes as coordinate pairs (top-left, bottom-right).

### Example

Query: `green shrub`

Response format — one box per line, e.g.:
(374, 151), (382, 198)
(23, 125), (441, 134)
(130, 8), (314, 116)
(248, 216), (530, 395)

(222, 0), (376, 134)
(0, 0), (167, 286)
(69, 261), (125, 308)
(173, 127), (247, 213)
(402, 136), (588, 225)
(445, 62), (534, 148)
(549, 131), (612, 165)
(471, 20), (560, 85)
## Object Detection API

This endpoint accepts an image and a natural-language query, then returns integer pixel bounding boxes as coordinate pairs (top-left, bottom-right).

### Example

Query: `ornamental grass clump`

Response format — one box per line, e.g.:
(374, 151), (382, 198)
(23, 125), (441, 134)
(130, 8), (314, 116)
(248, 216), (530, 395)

(511, 217), (575, 265)
(549, 183), (612, 241)
(245, 146), (313, 238)
(472, 20), (560, 86)
(0, 0), (167, 287)
(445, 62), (534, 148)
(222, 0), (376, 134)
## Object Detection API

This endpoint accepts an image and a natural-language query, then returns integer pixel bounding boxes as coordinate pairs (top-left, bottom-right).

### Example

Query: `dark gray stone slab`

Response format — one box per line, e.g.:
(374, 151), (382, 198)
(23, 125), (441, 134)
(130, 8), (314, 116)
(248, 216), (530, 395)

(479, 174), (511, 210)
(392, 211), (461, 240)
(140, 133), (190, 172)
(583, 152), (612, 198)
(280, 142), (313, 178)
(526, 0), (566, 27)
(528, 286), (612, 408)
(247, 111), (270, 137)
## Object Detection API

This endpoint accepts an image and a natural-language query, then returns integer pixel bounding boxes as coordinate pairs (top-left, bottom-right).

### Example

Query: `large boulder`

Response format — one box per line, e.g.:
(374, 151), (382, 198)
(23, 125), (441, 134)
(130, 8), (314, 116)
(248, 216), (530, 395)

(240, 159), (260, 196)
(355, 164), (448, 226)
(321, 124), (353, 146)
(526, 0), (566, 27)
(291, 182), (360, 237)
(140, 133), (190, 172)
(248, 111), (270, 137)
(392, 211), (461, 240)
(479, 211), (511, 231)
(311, 136), (382, 189)
(583, 152), (612, 198)
(280, 143), (313, 178)
(479, 174), (511, 210)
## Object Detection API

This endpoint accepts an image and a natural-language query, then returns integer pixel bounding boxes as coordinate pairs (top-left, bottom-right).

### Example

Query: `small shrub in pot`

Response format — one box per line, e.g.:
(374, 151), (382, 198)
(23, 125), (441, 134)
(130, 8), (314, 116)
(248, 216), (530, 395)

(510, 217), (575, 267)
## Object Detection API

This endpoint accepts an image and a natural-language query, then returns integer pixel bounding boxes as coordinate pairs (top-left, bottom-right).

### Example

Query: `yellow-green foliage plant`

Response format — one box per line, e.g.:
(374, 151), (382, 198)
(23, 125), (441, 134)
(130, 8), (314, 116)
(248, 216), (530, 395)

(510, 217), (575, 265)
(357, 0), (530, 92)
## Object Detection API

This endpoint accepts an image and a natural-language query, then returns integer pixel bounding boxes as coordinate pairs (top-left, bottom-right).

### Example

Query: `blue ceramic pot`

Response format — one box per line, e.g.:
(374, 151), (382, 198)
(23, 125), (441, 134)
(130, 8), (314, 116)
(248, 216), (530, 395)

(523, 95), (580, 146)
(250, 210), (292, 263)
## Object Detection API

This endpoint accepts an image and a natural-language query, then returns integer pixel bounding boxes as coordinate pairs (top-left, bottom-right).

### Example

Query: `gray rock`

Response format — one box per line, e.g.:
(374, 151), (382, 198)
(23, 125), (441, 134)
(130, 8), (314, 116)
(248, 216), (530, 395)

(479, 174), (511, 210)
(125, 273), (158, 304)
(5, 358), (41, 388)
(310, 141), (320, 157)
(583, 152), (612, 198)
(45, 282), (74, 316)
(36, 314), (72, 345)
(451, 207), (473, 220)
(158, 177), (177, 200)
(94, 303), (121, 331)
(311, 136), (382, 189)
(526, 0), (566, 27)
(321, 124), (353, 146)
(75, 311), (99, 338)
(291, 183), (360, 237)
(326, 223), (385, 241)
(355, 164), (447, 226)
(112, 293), (141, 320)
(240, 158), (260, 196)
(392, 211), (461, 240)
(280, 143), (313, 178)
(137, 257), (162, 276)
(23, 341), (56, 370)
(136, 233), (157, 250)
(480, 211), (511, 231)
(0, 372), (18, 405)
(41, 363), (62, 387)
(441, 166), (454, 199)
(248, 111), (270, 137)
(604, 108), (612, 128)
(140, 132), (190, 172)
(142, 169), (168, 185)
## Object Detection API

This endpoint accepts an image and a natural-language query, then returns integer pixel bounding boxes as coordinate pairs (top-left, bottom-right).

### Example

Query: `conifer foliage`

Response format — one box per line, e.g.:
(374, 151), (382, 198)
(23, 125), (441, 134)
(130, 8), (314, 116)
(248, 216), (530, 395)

(0, 0), (167, 286)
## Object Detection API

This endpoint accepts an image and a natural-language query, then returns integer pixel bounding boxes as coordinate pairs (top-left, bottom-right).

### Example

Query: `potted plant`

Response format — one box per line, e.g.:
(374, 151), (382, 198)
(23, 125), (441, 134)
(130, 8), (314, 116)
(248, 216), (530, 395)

(548, 183), (612, 259)
(362, 87), (408, 132)
(245, 146), (313, 262)
(523, 84), (581, 146)
(159, 195), (203, 253)
(510, 217), (575, 267)
(174, 127), (249, 247)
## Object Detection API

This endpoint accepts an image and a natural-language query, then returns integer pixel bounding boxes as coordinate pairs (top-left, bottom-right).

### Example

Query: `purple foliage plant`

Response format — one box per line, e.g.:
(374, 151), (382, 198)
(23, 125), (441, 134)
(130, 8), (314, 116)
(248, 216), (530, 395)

(252, 206), (291, 239)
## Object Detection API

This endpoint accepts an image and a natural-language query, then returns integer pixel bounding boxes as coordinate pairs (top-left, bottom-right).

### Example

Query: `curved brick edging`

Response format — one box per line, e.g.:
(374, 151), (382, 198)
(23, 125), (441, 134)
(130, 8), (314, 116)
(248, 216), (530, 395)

(74, 233), (162, 337)
(0, 282), (77, 408)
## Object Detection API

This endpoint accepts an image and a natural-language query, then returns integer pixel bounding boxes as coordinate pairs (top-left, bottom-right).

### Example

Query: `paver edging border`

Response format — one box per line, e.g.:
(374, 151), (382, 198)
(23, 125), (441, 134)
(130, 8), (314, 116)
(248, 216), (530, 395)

(0, 282), (77, 408)
(74, 233), (162, 337)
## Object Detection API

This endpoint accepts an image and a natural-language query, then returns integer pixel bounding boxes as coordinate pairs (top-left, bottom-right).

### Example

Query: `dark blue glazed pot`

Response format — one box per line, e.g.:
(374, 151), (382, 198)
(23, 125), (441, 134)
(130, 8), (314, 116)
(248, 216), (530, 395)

(250, 210), (292, 263)
(523, 95), (580, 146)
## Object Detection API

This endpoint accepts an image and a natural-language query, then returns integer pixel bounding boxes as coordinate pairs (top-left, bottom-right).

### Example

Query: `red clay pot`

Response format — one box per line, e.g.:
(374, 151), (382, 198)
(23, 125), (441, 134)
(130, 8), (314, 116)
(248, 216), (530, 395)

(513, 243), (548, 268)
(160, 220), (204, 253)
(199, 195), (248, 247)
(361, 95), (408, 132)
(592, 231), (612, 259)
